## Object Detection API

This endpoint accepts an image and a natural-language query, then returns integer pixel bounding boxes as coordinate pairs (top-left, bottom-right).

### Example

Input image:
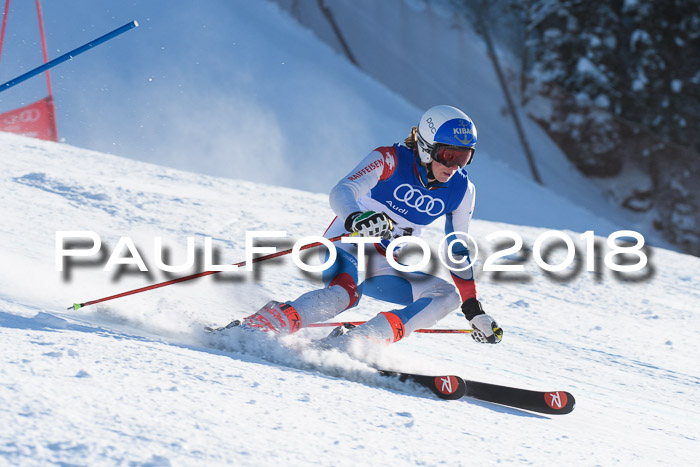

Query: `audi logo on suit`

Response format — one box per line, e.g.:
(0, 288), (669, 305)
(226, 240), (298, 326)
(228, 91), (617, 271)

(392, 183), (446, 216)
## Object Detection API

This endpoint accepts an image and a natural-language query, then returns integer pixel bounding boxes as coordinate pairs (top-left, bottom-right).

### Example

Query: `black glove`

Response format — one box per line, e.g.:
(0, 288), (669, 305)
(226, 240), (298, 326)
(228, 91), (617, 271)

(345, 211), (393, 239)
(461, 298), (503, 344)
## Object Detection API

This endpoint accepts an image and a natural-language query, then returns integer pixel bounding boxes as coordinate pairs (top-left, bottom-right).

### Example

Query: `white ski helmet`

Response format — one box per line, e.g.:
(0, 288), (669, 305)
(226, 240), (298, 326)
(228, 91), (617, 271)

(416, 105), (477, 165)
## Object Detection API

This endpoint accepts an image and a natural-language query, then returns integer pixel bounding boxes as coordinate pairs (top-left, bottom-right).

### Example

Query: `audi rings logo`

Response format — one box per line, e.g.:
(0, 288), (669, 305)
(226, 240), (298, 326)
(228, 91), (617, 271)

(20, 109), (41, 122)
(393, 184), (445, 216)
(4, 109), (41, 126)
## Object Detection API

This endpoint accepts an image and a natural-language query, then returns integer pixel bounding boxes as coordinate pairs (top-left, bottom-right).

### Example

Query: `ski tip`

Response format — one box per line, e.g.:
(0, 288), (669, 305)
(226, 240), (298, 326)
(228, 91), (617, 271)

(430, 375), (467, 400)
(543, 391), (576, 414)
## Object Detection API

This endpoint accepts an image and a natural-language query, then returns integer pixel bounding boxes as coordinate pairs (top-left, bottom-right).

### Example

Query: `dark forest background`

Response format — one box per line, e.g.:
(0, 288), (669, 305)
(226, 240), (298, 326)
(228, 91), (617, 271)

(458, 0), (700, 254)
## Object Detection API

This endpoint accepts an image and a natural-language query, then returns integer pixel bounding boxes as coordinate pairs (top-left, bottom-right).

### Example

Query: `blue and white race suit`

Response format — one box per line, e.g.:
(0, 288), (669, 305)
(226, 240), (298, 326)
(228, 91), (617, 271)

(287, 143), (479, 344)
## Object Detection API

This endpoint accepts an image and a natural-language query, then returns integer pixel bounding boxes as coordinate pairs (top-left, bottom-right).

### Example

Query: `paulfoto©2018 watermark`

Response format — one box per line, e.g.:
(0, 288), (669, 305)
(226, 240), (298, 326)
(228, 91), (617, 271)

(56, 230), (650, 281)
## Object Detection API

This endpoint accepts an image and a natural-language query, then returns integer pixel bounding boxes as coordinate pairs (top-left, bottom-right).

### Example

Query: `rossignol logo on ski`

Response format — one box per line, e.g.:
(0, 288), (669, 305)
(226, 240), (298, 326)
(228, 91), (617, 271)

(435, 376), (459, 396)
(545, 391), (568, 410)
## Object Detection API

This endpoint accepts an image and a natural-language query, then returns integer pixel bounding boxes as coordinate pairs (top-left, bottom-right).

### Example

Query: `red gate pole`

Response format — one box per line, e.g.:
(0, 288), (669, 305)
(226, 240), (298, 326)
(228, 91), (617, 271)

(35, 0), (58, 140)
(35, 0), (51, 95)
(0, 0), (10, 67)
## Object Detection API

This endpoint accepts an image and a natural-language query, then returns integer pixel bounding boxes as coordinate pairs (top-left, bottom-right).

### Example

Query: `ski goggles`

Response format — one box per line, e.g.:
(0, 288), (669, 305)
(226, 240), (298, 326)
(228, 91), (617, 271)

(431, 144), (474, 168)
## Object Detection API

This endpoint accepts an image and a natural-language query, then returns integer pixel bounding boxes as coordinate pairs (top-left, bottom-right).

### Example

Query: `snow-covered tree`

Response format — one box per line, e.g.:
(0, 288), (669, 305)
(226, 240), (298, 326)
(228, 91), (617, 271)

(527, 0), (699, 161)
(523, 0), (700, 253)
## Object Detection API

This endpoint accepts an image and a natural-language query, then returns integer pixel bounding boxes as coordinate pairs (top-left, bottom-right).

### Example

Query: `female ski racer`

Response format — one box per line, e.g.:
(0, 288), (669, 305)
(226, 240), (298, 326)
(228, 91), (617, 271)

(236, 105), (502, 349)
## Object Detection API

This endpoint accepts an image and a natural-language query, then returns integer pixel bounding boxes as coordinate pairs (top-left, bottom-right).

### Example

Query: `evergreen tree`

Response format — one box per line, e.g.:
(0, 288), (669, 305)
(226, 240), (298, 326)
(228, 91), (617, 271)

(528, 0), (700, 157)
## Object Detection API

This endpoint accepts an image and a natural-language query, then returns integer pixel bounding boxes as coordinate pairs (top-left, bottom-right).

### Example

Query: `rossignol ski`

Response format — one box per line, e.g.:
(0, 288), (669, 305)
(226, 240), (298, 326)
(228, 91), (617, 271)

(379, 370), (575, 414)
(205, 320), (575, 414)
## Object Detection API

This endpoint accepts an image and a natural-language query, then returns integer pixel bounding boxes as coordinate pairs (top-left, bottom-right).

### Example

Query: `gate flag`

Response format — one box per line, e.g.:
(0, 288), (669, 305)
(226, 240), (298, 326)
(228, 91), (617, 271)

(0, 96), (58, 142)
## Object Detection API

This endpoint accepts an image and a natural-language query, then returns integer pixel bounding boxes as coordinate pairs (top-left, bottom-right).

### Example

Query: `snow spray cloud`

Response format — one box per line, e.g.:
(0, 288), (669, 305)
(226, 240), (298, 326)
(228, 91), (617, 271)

(56, 229), (651, 280)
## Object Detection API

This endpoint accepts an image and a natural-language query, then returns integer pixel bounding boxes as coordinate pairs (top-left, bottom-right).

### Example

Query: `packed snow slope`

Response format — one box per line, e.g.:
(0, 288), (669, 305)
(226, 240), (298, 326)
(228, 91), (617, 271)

(1, 133), (699, 466)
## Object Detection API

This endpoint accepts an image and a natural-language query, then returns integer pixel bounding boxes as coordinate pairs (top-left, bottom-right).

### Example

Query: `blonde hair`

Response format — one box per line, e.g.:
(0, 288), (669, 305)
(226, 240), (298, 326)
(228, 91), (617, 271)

(404, 126), (418, 150)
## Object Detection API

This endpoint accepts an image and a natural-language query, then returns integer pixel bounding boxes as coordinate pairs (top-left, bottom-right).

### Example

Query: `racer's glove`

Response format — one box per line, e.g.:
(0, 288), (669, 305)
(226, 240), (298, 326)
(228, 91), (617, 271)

(461, 298), (503, 344)
(345, 211), (393, 239)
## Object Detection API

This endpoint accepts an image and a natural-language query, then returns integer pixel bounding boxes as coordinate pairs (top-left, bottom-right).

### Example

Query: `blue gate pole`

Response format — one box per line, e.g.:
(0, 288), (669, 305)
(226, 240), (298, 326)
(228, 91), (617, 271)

(0, 20), (138, 94)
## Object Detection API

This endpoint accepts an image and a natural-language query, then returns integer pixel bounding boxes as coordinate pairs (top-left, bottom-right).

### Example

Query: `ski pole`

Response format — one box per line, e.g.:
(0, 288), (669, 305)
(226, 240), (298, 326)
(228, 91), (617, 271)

(306, 322), (473, 334)
(0, 20), (138, 93)
(68, 234), (349, 311)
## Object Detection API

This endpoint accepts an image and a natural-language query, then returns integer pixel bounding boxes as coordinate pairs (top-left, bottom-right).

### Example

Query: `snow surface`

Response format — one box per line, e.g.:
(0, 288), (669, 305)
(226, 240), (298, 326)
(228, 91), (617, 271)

(1, 133), (699, 466)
